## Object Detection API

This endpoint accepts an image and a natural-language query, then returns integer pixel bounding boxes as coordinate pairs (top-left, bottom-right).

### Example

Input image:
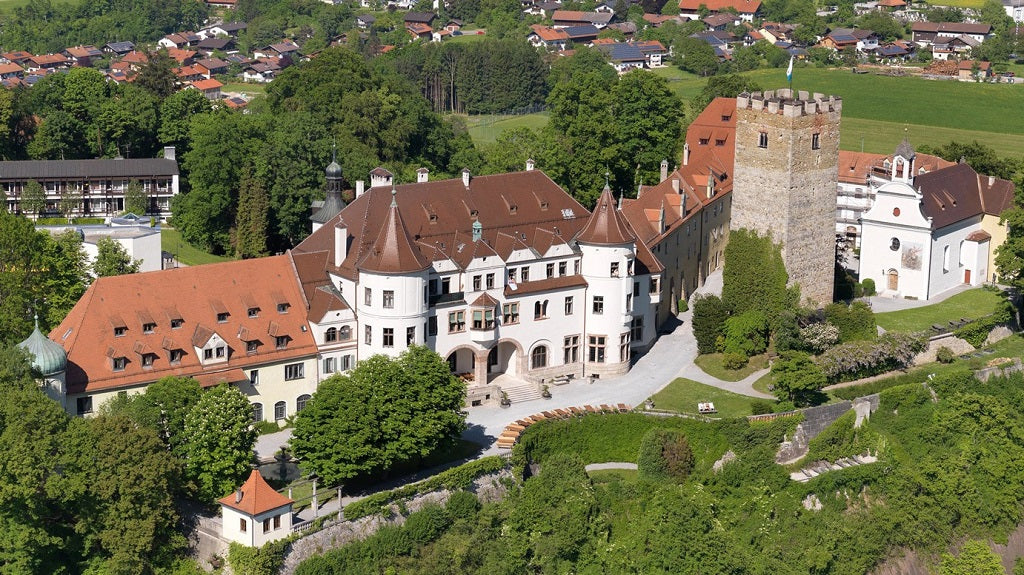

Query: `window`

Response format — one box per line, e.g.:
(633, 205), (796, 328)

(142, 353), (154, 367)
(274, 515), (281, 530)
(574, 260), (580, 275)
(559, 261), (567, 276)
(341, 355), (353, 371)
(277, 302), (290, 313)
(473, 275), (481, 290)
(503, 303), (520, 324)
(633, 282), (640, 297)
(531, 346), (548, 369)
(295, 394), (311, 413)
(383, 328), (394, 347)
(631, 316), (644, 342)
(943, 245), (950, 272)
(263, 518), (272, 533)
(448, 311), (465, 333)
(274, 401), (286, 421)
(699, 137), (709, 145)
(171, 318), (183, 329)
(364, 325), (372, 344)
(508, 268), (517, 283)
(246, 340), (258, 353)
(113, 357), (127, 371)
(114, 326), (126, 337)
(284, 363), (304, 381)
(811, 133), (820, 150)
(170, 349), (183, 363)
(364, 287), (372, 306)
(758, 131), (768, 148)
(249, 370), (259, 386)
(486, 273), (495, 289)
(564, 296), (574, 315)
(534, 300), (548, 319)
(620, 333), (630, 362)
(564, 335), (580, 364)
(76, 396), (93, 415)
(143, 322), (156, 334)
(546, 263), (554, 278)
(428, 316), (438, 336)
(521, 267), (530, 282)
(248, 307), (259, 318)
(275, 335), (288, 349)
(252, 403), (263, 422)
(593, 296), (604, 314)
(240, 519), (247, 533)
(473, 309), (495, 329)
(215, 346), (225, 358)
(441, 277), (451, 294)
(383, 290), (394, 309)
(407, 326), (416, 345)
(323, 356), (337, 373)
(610, 262), (619, 277)
(626, 293), (633, 313)
(325, 327), (337, 342)
(588, 336), (606, 363)
(959, 240), (966, 266)
(217, 312), (229, 323)
(340, 326), (351, 340)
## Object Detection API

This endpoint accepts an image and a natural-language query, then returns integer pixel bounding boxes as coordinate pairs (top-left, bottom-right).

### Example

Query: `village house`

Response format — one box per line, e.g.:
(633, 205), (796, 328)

(103, 41), (136, 56)
(62, 45), (103, 67)
(958, 59), (992, 80)
(551, 10), (614, 28)
(190, 78), (224, 100)
(678, 0), (762, 22)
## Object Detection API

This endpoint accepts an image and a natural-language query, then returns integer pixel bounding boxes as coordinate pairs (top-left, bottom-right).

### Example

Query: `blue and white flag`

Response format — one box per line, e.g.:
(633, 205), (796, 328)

(786, 56), (794, 83)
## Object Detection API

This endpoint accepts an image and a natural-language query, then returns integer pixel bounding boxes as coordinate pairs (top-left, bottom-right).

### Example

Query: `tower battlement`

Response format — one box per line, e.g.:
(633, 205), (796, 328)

(737, 89), (842, 118)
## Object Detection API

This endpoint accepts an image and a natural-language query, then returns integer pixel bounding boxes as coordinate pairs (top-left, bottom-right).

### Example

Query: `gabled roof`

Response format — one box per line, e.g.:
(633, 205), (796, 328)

(564, 24), (600, 39)
(915, 162), (1014, 228)
(911, 21), (991, 35)
(191, 78), (224, 91)
(679, 0), (761, 13)
(577, 184), (636, 245)
(0, 157), (177, 180)
(357, 191), (431, 274)
(218, 470), (293, 516)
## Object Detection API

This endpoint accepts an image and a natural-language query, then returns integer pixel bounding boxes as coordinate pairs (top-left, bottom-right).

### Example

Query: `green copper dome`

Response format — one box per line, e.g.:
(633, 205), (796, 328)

(17, 318), (67, 376)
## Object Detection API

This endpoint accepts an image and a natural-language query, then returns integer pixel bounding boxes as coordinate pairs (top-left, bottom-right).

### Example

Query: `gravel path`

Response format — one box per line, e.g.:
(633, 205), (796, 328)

(584, 462), (638, 471)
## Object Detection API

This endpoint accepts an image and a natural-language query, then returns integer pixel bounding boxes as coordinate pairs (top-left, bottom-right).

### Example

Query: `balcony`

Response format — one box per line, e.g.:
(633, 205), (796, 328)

(429, 291), (465, 306)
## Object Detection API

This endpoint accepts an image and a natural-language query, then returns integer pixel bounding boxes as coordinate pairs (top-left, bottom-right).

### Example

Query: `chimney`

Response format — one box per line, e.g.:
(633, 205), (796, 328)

(681, 192), (687, 214)
(355, 180), (365, 199)
(683, 142), (690, 166)
(707, 172), (715, 196)
(163, 146), (176, 161)
(989, 175), (995, 186)
(660, 159), (669, 182)
(417, 168), (429, 183)
(526, 158), (535, 171)
(334, 222), (347, 267)
(461, 168), (471, 188)
(472, 219), (482, 242)
(235, 489), (242, 503)
(671, 178), (680, 194)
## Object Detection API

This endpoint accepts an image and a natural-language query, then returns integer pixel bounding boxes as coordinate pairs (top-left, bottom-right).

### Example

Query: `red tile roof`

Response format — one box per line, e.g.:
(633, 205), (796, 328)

(679, 0), (761, 13)
(357, 193), (431, 274)
(191, 78), (224, 91)
(577, 185), (636, 245)
(218, 470), (293, 515)
(51, 255), (316, 394)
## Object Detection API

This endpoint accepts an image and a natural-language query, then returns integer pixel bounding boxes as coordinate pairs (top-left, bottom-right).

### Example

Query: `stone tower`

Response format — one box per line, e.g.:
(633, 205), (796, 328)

(731, 89), (842, 305)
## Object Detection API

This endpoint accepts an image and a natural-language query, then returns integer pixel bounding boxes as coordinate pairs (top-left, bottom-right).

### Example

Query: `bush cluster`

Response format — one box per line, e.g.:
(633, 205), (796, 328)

(722, 352), (748, 370)
(723, 310), (769, 357)
(935, 346), (957, 364)
(342, 457), (505, 520)
(824, 301), (877, 342)
(637, 428), (694, 482)
(692, 294), (729, 354)
(815, 332), (927, 383)
(954, 301), (1013, 347)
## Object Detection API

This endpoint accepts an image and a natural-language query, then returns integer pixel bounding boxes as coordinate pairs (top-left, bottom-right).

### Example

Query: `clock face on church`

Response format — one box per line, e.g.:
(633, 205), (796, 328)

(890, 237), (901, 251)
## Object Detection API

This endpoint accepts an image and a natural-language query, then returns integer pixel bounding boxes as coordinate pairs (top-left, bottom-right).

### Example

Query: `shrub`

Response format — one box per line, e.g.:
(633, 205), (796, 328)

(254, 420), (280, 435)
(750, 400), (773, 415)
(936, 346), (956, 364)
(723, 309), (769, 357)
(722, 228), (794, 324)
(954, 300), (1013, 347)
(227, 540), (288, 575)
(402, 504), (451, 545)
(722, 352), (749, 370)
(815, 332), (927, 383)
(637, 428), (694, 483)
(770, 351), (827, 405)
(860, 278), (876, 296)
(799, 322), (840, 353)
(803, 410), (875, 463)
(678, 298), (688, 312)
(445, 490), (480, 519)
(692, 294), (729, 355)
(824, 301), (877, 342)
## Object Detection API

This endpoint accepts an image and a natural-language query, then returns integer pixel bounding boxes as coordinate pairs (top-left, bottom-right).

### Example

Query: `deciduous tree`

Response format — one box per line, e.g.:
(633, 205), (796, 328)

(180, 384), (258, 501)
(94, 236), (142, 276)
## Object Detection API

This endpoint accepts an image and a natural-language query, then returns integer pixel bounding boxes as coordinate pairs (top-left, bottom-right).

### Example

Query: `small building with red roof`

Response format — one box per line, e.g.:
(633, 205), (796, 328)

(219, 469), (294, 547)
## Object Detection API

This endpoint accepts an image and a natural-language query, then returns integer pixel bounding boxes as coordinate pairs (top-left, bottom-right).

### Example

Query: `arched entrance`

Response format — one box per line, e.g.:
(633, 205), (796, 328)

(488, 341), (520, 377)
(887, 269), (899, 291)
(446, 348), (476, 380)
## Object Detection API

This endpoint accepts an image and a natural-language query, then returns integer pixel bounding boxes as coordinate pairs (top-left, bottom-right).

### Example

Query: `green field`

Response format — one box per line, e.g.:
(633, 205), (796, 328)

(160, 226), (233, 266)
(693, 353), (769, 381)
(649, 377), (771, 418)
(220, 82), (266, 99)
(465, 66), (1024, 158)
(874, 287), (1005, 332)
(925, 0), (986, 7)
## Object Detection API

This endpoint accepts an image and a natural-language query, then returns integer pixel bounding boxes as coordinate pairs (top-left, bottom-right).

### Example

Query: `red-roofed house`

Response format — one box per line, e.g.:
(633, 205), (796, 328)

(219, 470), (294, 547)
(679, 0), (762, 21)
(27, 53), (69, 72)
(190, 78), (224, 99)
(0, 62), (24, 80)
(63, 45), (103, 66)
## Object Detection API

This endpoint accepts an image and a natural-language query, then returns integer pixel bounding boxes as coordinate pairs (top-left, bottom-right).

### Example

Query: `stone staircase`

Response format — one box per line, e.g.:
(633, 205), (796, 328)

(501, 382), (543, 403)
(790, 453), (878, 483)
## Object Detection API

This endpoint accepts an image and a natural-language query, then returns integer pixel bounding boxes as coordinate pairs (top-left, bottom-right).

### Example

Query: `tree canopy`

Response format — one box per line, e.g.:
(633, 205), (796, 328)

(180, 384), (258, 502)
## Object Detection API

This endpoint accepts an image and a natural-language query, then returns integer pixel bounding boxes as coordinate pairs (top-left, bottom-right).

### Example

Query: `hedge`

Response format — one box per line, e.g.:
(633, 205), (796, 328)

(953, 301), (1013, 347)
(343, 456), (506, 520)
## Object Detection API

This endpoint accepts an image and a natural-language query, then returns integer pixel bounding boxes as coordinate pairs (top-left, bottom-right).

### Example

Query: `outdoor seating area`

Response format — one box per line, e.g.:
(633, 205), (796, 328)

(496, 404), (632, 449)
(456, 372), (475, 383)
(697, 402), (717, 414)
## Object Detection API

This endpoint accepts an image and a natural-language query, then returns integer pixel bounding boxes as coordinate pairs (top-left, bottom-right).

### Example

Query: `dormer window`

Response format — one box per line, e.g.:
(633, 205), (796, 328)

(217, 312), (229, 323)
(248, 307), (259, 318)
(141, 353), (155, 367)
(171, 319), (183, 329)
(247, 341), (258, 353)
(114, 326), (127, 337)
(215, 346), (225, 358)
(143, 322), (156, 334)
(169, 349), (184, 364)
(699, 138), (709, 145)
(112, 357), (127, 371)
(277, 303), (289, 313)
(275, 335), (288, 349)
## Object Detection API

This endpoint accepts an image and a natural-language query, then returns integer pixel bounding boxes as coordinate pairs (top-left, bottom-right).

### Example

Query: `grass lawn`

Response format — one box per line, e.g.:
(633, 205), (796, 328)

(160, 226), (233, 266)
(462, 112), (549, 145)
(693, 353), (769, 381)
(650, 377), (770, 418)
(752, 371), (774, 395)
(587, 468), (639, 483)
(220, 82), (266, 98)
(874, 288), (1005, 333)
(840, 117), (1024, 157)
(923, 0), (986, 7)
(650, 66), (709, 102)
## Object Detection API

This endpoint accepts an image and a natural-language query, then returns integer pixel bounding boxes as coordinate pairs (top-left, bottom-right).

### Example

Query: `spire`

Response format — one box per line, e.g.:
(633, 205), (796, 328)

(576, 182), (636, 245)
(357, 188), (430, 274)
(313, 152), (346, 225)
(894, 137), (915, 161)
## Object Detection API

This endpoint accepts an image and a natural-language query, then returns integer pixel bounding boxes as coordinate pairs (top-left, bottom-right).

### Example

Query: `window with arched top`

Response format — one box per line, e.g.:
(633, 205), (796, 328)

(340, 325), (351, 340)
(296, 394), (311, 412)
(531, 346), (548, 369)
(274, 401), (286, 421)
(252, 403), (263, 423)
(325, 327), (337, 342)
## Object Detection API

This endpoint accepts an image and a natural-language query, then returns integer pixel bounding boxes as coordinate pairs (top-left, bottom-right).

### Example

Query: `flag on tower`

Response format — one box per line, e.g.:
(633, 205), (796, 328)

(786, 56), (794, 84)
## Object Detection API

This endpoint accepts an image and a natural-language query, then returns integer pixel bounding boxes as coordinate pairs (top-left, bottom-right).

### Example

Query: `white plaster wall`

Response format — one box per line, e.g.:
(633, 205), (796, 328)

(356, 270), (428, 359)
(860, 182), (933, 299)
(234, 356), (318, 422)
(221, 504), (293, 547)
(929, 218), (980, 298)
